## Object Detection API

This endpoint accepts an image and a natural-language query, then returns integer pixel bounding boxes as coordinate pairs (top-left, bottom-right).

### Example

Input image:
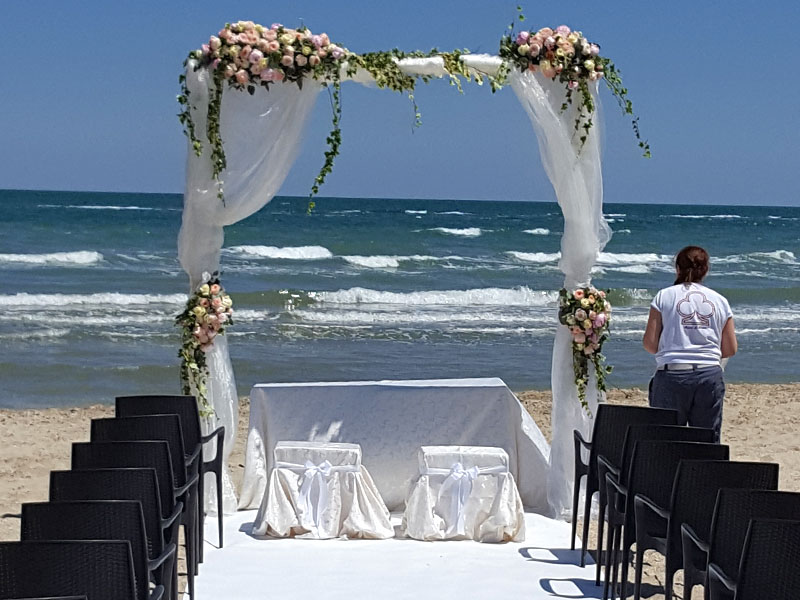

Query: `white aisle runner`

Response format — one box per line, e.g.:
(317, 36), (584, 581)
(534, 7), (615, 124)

(192, 511), (603, 599)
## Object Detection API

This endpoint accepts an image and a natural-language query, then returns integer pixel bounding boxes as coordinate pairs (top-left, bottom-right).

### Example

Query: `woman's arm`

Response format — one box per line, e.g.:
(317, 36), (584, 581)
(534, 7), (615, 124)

(721, 317), (737, 358)
(642, 307), (662, 354)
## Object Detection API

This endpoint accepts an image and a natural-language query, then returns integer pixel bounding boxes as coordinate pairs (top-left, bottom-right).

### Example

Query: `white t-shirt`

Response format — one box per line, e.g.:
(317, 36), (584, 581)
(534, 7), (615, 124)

(651, 282), (733, 367)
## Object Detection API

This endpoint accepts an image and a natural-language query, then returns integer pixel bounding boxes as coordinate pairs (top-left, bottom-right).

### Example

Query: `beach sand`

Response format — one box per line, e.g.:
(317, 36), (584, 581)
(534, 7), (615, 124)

(1, 383), (797, 599)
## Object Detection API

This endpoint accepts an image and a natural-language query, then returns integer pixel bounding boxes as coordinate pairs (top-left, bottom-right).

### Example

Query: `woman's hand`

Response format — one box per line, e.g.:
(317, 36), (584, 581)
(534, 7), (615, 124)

(721, 317), (738, 358)
(643, 307), (662, 354)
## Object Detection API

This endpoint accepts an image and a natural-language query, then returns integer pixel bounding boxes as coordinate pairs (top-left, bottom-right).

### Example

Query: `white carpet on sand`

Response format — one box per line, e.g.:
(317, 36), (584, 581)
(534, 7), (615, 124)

(189, 511), (603, 599)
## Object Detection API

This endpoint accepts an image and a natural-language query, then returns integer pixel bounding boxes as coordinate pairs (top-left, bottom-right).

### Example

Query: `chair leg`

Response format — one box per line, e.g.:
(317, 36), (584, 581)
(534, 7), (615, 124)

(620, 546), (631, 600)
(185, 518), (195, 600)
(580, 489), (593, 567)
(633, 544), (645, 600)
(198, 463), (204, 564)
(596, 494), (607, 585)
(664, 566), (674, 600)
(214, 466), (223, 549)
(571, 472), (582, 551)
(603, 524), (619, 600)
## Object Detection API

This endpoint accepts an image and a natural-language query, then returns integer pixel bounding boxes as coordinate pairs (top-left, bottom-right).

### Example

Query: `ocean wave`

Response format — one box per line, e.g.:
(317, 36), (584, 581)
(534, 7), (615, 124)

(716, 250), (797, 265)
(37, 204), (166, 211)
(597, 252), (671, 266)
(435, 211), (471, 216)
(0, 292), (187, 308)
(610, 265), (652, 274)
(225, 245), (333, 260)
(316, 286), (559, 307)
(341, 255), (439, 269)
(405, 210), (427, 215)
(506, 251), (560, 263)
(0, 328), (71, 340)
(615, 229), (632, 234)
(0, 251), (103, 266)
(523, 228), (550, 235)
(605, 213), (626, 218)
(669, 214), (744, 219)
(429, 227), (482, 237)
(292, 309), (545, 325)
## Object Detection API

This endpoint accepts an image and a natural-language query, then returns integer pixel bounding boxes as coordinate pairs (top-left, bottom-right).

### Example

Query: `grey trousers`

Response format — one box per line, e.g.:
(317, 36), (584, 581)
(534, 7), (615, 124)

(648, 366), (725, 442)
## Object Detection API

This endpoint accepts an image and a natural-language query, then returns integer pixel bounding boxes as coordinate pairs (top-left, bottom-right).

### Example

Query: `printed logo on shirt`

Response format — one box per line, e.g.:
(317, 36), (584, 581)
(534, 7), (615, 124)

(676, 290), (715, 328)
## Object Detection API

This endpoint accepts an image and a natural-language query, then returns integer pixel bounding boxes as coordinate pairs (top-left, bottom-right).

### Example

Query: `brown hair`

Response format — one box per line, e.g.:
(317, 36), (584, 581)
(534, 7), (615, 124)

(674, 246), (710, 285)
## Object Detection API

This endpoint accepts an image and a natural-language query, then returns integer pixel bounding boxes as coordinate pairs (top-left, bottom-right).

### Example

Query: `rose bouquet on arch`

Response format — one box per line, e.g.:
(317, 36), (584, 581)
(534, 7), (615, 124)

(558, 286), (613, 414)
(175, 273), (234, 417)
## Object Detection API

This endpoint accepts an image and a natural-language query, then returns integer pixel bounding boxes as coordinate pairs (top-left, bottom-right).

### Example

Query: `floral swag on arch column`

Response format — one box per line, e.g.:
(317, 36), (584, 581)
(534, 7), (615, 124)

(176, 11), (647, 517)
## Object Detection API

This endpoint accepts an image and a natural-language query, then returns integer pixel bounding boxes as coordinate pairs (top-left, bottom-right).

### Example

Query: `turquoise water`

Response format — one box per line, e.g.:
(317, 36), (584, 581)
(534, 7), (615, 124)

(1, 189), (798, 408)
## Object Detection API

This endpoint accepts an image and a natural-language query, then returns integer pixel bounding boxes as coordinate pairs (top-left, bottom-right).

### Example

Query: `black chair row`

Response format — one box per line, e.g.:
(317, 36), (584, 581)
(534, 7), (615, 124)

(573, 403), (797, 600)
(0, 394), (225, 600)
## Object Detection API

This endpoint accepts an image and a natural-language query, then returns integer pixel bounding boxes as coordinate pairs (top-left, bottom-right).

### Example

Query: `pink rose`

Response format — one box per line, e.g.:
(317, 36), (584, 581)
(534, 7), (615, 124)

(556, 25), (571, 36)
(210, 283), (220, 294)
(317, 49), (327, 58)
(235, 69), (249, 84)
(573, 332), (586, 344)
(331, 46), (344, 60)
(239, 45), (251, 61)
(594, 313), (606, 327)
(590, 333), (599, 344)
(516, 31), (530, 45)
(590, 44), (600, 56)
(264, 29), (277, 41)
(211, 58), (221, 70)
(589, 311), (597, 320)
(223, 64), (236, 79)
(320, 33), (330, 45)
(295, 54), (307, 67)
(199, 298), (210, 308)
(583, 346), (594, 355)
(249, 49), (264, 64)
(529, 43), (541, 55)
(568, 80), (579, 90)
(270, 23), (282, 30)
(575, 308), (587, 321)
(272, 70), (284, 82)
(200, 343), (213, 353)
(201, 44), (210, 56)
(539, 27), (553, 38)
(218, 313), (228, 323)
(573, 289), (585, 299)
(545, 36), (556, 49)
(280, 55), (294, 67)
(598, 290), (606, 298)
(219, 28), (231, 41)
(312, 34), (323, 48)
(266, 40), (280, 53)
(260, 68), (275, 81)
(309, 54), (320, 66)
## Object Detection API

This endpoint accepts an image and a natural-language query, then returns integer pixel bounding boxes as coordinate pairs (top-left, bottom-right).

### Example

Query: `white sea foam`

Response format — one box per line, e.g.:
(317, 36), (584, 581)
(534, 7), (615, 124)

(294, 309), (545, 326)
(670, 214), (743, 219)
(342, 256), (400, 269)
(716, 250), (797, 265)
(316, 286), (558, 307)
(0, 292), (187, 308)
(430, 227), (482, 237)
(38, 204), (162, 211)
(611, 265), (652, 274)
(616, 229), (632, 234)
(523, 228), (550, 235)
(597, 252), (671, 266)
(225, 245), (333, 260)
(0, 251), (103, 266)
(605, 213), (627, 218)
(435, 211), (471, 216)
(405, 210), (427, 215)
(506, 251), (560, 263)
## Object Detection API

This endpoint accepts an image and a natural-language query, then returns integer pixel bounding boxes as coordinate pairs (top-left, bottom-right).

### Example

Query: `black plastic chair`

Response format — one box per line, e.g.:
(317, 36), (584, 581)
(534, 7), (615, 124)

(70, 441), (183, 597)
(116, 394), (226, 554)
(90, 416), (199, 580)
(8, 597), (88, 600)
(48, 469), (185, 600)
(603, 440), (729, 600)
(706, 491), (800, 600)
(633, 460), (778, 600)
(0, 540), (138, 600)
(713, 518), (800, 599)
(594, 424), (714, 585)
(572, 405), (678, 567)
(20, 501), (172, 600)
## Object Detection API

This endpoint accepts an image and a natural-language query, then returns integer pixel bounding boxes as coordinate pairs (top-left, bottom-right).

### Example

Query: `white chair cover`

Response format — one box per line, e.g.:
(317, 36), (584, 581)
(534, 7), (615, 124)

(252, 441), (393, 539)
(401, 446), (525, 542)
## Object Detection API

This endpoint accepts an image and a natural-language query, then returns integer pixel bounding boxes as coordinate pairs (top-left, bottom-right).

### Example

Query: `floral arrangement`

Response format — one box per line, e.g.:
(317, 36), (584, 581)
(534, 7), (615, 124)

(178, 21), (351, 202)
(499, 14), (649, 156)
(175, 273), (234, 416)
(558, 286), (613, 413)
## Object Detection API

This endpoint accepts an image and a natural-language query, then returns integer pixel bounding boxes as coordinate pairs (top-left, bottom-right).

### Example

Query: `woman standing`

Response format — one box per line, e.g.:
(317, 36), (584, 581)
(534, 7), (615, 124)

(642, 246), (737, 441)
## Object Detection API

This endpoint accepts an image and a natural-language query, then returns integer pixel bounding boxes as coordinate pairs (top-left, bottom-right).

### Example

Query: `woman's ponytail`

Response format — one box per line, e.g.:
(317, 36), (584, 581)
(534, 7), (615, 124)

(674, 245), (710, 285)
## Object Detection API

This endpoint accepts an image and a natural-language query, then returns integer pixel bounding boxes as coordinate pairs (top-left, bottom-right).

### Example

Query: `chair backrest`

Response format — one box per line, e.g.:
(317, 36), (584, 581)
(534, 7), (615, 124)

(624, 440), (729, 540)
(0, 540), (136, 600)
(588, 404), (678, 488)
(20, 501), (150, 600)
(666, 460), (778, 578)
(90, 415), (187, 486)
(72, 441), (175, 519)
(48, 469), (163, 557)
(735, 518), (800, 600)
(618, 425), (715, 487)
(708, 490), (800, 584)
(115, 395), (201, 453)
(7, 597), (88, 599)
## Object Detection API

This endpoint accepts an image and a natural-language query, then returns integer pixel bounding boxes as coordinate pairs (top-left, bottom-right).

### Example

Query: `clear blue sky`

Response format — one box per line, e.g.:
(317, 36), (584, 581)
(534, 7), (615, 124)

(1, 1), (797, 206)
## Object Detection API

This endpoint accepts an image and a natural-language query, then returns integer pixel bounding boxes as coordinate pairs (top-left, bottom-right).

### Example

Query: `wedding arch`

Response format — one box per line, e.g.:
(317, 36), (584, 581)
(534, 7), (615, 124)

(176, 17), (647, 518)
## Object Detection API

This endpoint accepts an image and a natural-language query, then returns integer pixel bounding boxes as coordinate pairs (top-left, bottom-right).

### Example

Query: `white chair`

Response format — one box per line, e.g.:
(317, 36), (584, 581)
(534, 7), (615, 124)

(252, 441), (393, 539)
(401, 445), (525, 542)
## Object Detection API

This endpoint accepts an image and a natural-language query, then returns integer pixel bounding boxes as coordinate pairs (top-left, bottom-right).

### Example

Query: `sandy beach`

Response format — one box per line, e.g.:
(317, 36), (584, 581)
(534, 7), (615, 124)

(2, 383), (798, 599)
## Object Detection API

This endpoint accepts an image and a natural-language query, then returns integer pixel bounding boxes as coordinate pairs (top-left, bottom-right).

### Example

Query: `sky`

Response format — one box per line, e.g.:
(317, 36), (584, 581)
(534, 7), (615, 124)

(1, 1), (798, 206)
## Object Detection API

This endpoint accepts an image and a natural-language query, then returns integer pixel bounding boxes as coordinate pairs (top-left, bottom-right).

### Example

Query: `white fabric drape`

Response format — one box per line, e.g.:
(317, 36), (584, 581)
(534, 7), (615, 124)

(179, 60), (321, 513)
(510, 70), (611, 518)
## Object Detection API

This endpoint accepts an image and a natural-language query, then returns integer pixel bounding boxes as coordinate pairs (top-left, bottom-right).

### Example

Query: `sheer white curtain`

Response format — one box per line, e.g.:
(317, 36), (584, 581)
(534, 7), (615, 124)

(510, 70), (612, 518)
(179, 60), (321, 514)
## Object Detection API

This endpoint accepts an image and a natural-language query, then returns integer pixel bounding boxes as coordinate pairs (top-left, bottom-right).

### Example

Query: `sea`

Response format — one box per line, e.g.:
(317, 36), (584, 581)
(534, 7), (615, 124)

(1, 189), (798, 408)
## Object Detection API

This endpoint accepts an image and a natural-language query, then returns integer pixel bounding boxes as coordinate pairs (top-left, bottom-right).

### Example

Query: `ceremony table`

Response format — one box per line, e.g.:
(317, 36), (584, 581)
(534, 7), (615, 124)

(238, 378), (552, 515)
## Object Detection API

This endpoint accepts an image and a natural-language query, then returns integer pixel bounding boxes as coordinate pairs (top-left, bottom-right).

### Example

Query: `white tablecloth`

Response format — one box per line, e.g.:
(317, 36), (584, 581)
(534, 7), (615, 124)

(238, 378), (552, 515)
